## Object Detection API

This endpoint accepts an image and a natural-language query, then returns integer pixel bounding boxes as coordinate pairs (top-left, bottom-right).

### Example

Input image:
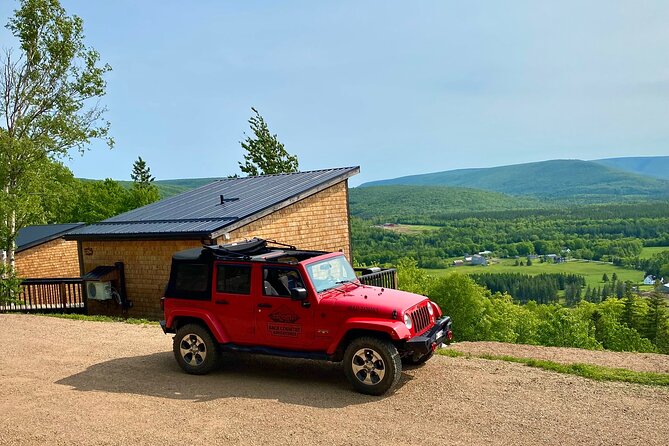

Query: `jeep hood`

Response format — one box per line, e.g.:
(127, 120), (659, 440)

(323, 285), (428, 315)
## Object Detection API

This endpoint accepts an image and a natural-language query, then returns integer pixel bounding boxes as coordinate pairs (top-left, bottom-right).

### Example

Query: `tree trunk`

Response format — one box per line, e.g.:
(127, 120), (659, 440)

(8, 207), (16, 272)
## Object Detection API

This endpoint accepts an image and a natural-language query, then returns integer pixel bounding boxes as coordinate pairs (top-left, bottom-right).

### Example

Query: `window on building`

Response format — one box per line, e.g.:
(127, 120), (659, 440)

(216, 265), (251, 295)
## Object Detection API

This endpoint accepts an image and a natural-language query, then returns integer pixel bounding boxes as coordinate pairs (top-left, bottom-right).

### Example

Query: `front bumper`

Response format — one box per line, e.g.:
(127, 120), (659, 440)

(404, 316), (452, 356)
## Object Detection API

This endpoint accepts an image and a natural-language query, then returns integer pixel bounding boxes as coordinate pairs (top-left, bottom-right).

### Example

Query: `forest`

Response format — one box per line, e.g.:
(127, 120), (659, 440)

(397, 259), (669, 354)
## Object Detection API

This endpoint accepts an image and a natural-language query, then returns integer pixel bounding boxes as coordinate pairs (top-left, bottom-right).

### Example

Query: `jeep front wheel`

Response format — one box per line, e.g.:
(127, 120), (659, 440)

(343, 337), (402, 396)
(173, 324), (220, 375)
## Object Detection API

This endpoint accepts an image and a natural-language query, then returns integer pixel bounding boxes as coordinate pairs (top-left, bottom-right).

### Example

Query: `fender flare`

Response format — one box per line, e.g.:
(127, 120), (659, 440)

(326, 319), (411, 356)
(166, 310), (229, 343)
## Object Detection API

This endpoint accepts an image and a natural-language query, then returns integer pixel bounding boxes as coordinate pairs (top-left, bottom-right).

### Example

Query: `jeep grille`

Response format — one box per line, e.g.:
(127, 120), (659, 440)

(410, 305), (431, 334)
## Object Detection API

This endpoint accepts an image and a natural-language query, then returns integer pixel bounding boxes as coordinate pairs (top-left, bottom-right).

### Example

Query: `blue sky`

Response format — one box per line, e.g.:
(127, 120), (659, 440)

(1, 1), (667, 186)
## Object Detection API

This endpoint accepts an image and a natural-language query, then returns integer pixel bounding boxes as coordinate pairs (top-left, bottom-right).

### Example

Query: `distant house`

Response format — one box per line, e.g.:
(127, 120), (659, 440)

(478, 250), (492, 256)
(471, 254), (488, 266)
(14, 223), (84, 278)
(644, 275), (656, 285)
(452, 260), (464, 267)
(66, 167), (359, 319)
(553, 257), (566, 264)
(527, 254), (539, 260)
(661, 284), (669, 294)
(464, 256), (473, 263)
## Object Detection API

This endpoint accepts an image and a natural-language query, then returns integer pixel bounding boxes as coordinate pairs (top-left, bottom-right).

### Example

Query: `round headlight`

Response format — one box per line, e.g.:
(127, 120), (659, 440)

(403, 314), (413, 330)
(427, 302), (434, 316)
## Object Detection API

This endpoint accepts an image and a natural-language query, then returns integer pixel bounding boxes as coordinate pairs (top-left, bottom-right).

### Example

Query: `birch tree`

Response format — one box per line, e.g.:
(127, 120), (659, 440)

(0, 0), (112, 271)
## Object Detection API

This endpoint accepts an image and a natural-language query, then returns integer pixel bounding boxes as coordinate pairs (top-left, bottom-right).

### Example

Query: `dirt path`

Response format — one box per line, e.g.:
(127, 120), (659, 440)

(1, 314), (668, 446)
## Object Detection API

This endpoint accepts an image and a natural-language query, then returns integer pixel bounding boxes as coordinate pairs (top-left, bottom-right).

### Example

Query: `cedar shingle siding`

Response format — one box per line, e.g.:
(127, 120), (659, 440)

(15, 238), (80, 279)
(82, 180), (353, 319)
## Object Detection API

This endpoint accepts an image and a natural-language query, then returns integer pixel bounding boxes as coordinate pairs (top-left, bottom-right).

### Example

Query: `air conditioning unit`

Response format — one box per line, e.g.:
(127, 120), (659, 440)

(87, 281), (112, 301)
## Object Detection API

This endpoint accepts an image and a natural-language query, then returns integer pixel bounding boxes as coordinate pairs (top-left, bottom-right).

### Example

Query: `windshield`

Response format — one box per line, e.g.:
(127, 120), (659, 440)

(306, 255), (358, 293)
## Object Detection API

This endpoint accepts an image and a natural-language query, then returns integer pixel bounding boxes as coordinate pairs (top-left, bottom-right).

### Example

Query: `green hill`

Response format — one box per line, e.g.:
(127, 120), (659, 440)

(360, 160), (669, 202)
(349, 185), (542, 221)
(593, 156), (669, 180)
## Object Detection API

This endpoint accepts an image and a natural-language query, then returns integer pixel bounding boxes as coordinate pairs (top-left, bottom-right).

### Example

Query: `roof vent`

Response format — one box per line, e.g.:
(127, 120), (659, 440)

(219, 195), (239, 205)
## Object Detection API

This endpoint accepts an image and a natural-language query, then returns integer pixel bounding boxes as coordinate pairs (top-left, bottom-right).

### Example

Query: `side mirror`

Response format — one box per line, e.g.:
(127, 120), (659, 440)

(290, 287), (308, 301)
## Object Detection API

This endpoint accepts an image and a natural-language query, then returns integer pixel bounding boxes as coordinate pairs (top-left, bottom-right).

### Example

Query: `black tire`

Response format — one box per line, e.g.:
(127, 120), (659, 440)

(402, 351), (434, 366)
(343, 337), (402, 396)
(173, 324), (220, 375)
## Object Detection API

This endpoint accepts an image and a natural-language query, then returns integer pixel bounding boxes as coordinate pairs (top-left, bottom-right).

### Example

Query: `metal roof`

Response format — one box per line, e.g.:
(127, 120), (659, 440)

(66, 167), (359, 240)
(16, 223), (85, 252)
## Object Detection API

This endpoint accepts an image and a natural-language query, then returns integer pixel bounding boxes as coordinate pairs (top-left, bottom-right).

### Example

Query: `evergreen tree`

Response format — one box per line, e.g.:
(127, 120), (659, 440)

(129, 157), (159, 208)
(130, 156), (155, 185)
(645, 292), (668, 352)
(239, 107), (299, 176)
(602, 273), (609, 283)
(611, 272), (618, 282)
(526, 258), (533, 266)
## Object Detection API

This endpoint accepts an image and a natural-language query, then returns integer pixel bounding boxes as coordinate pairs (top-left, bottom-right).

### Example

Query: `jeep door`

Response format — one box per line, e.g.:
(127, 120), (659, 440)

(255, 265), (314, 349)
(212, 262), (256, 343)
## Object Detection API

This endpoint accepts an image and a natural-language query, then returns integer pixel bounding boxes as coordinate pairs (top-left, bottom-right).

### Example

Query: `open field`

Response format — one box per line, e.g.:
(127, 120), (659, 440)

(640, 246), (669, 259)
(2, 314), (669, 446)
(425, 258), (644, 289)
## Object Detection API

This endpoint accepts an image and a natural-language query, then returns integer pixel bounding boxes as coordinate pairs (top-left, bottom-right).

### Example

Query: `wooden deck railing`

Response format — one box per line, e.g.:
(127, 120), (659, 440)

(0, 278), (86, 313)
(355, 267), (398, 289)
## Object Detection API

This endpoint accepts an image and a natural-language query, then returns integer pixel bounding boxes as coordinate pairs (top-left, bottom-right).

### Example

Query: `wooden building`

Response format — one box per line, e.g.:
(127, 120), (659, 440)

(66, 167), (359, 319)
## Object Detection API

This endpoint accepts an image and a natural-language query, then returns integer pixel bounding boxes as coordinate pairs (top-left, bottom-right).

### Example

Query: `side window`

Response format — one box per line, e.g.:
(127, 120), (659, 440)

(216, 265), (251, 295)
(169, 263), (211, 300)
(262, 267), (305, 297)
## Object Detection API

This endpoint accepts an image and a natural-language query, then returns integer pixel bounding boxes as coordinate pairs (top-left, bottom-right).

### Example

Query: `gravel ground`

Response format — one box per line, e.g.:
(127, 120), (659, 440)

(450, 341), (669, 374)
(1, 314), (668, 446)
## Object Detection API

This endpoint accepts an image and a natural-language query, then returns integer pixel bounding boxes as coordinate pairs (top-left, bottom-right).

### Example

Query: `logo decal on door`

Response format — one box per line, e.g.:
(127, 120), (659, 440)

(268, 305), (300, 323)
(267, 305), (301, 337)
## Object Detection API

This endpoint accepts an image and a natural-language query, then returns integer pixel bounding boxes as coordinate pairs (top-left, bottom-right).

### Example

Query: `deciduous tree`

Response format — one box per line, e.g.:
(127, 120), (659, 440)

(0, 0), (112, 271)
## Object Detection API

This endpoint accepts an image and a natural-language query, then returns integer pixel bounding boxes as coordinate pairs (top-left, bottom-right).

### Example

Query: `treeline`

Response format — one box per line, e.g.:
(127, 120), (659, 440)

(34, 170), (160, 225)
(397, 259), (669, 354)
(616, 251), (669, 279)
(351, 216), (660, 268)
(469, 273), (585, 304)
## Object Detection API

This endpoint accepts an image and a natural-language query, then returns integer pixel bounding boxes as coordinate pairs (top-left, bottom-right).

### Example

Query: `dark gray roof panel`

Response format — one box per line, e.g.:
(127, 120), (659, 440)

(67, 167), (359, 239)
(16, 223), (85, 252)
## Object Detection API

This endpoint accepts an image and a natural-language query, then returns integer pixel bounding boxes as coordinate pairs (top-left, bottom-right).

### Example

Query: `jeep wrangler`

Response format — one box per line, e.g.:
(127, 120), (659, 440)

(160, 238), (452, 395)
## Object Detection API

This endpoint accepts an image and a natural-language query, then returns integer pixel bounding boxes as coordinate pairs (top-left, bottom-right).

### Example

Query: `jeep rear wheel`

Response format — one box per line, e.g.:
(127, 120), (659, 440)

(173, 324), (220, 375)
(343, 337), (402, 396)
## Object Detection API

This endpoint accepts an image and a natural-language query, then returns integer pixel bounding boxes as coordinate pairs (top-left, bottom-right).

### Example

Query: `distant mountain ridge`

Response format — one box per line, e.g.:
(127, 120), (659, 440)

(359, 159), (669, 201)
(592, 156), (669, 180)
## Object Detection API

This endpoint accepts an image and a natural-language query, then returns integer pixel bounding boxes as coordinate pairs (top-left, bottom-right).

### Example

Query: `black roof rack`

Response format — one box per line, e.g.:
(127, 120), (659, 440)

(172, 238), (328, 263)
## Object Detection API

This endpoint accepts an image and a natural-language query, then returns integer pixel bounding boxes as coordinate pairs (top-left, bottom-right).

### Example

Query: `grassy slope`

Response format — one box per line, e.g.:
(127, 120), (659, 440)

(349, 185), (542, 219)
(360, 159), (669, 201)
(639, 247), (669, 260)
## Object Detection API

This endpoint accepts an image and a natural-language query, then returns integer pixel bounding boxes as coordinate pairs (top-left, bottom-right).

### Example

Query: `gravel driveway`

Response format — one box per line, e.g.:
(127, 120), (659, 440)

(1, 314), (667, 446)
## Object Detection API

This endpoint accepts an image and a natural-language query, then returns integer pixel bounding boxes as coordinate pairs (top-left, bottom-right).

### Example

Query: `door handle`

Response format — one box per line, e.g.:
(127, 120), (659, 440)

(215, 300), (229, 305)
(257, 303), (272, 308)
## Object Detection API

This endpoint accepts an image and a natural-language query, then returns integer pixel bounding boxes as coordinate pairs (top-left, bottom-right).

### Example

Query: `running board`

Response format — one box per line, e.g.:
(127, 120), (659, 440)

(220, 343), (331, 361)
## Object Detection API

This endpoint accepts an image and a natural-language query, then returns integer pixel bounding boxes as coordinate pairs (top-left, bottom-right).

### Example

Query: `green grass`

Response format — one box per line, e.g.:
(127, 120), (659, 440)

(639, 247), (669, 260)
(34, 313), (158, 325)
(426, 258), (644, 289)
(437, 349), (669, 386)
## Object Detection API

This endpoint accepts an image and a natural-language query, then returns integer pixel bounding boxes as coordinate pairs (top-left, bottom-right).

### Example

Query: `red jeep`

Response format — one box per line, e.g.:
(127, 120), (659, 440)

(160, 238), (452, 395)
